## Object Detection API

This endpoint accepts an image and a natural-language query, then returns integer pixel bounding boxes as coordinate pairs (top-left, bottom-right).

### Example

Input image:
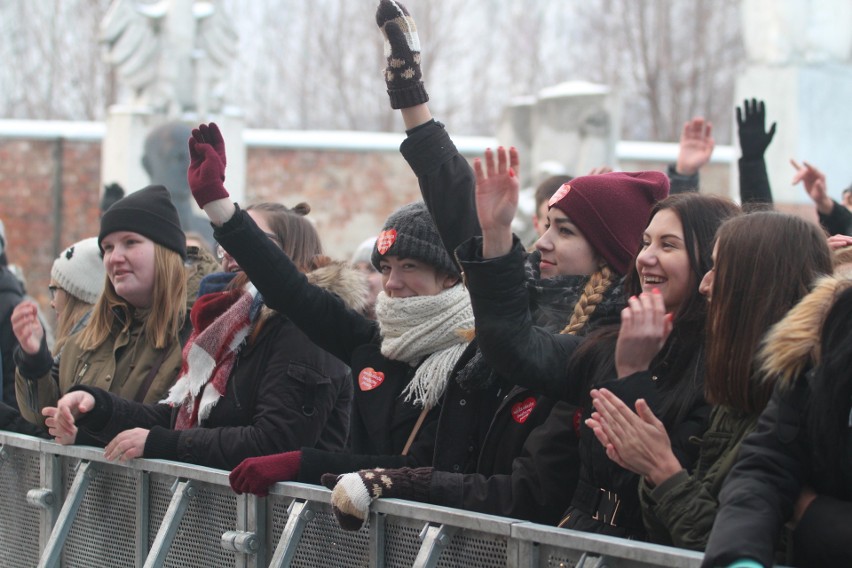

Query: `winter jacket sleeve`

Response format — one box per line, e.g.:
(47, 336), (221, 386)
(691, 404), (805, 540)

(428, 400), (580, 525)
(213, 207), (381, 364)
(640, 470), (718, 550)
(400, 120), (481, 265)
(13, 338), (60, 426)
(702, 382), (808, 568)
(738, 157), (773, 205)
(667, 164), (700, 195)
(818, 200), (852, 236)
(71, 385), (172, 447)
(455, 236), (584, 401)
(0, 400), (49, 437)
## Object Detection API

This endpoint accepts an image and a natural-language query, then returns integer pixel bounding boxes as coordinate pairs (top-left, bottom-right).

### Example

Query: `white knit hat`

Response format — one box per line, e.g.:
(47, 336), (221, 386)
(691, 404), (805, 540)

(51, 237), (105, 304)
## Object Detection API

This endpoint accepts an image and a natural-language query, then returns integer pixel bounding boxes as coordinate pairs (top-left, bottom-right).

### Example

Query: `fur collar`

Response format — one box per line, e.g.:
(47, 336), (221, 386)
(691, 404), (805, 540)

(305, 256), (370, 314)
(759, 275), (852, 386)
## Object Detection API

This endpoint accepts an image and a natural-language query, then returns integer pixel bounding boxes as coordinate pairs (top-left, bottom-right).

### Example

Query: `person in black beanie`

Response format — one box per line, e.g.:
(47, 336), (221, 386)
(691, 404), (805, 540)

(11, 185), (187, 428)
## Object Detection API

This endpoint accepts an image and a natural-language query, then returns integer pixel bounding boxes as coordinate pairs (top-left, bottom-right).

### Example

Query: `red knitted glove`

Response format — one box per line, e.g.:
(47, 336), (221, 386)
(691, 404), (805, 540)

(187, 122), (229, 208)
(375, 0), (428, 109)
(229, 450), (302, 497)
(321, 467), (433, 531)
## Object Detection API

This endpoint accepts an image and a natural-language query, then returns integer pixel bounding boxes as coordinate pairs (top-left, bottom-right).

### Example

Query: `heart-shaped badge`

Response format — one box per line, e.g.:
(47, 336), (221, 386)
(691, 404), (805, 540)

(511, 397), (537, 424)
(548, 184), (572, 207)
(376, 229), (397, 255)
(358, 367), (385, 391)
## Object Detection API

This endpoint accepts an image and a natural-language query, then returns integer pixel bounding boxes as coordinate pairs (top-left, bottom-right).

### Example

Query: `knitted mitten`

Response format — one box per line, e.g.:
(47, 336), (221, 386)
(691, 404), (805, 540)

(229, 450), (302, 496)
(375, 0), (429, 109)
(187, 122), (230, 207)
(321, 467), (433, 531)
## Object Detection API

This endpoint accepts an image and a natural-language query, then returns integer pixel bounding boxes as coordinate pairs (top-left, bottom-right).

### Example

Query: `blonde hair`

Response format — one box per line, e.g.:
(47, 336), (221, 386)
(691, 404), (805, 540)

(560, 265), (614, 336)
(78, 244), (186, 351)
(53, 295), (94, 354)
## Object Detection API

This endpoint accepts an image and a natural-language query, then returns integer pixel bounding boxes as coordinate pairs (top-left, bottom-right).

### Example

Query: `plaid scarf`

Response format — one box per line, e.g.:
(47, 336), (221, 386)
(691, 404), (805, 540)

(162, 284), (263, 429)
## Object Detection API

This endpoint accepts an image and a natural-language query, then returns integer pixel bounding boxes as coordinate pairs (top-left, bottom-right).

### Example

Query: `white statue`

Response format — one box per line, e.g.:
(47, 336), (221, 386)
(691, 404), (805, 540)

(100, 0), (237, 117)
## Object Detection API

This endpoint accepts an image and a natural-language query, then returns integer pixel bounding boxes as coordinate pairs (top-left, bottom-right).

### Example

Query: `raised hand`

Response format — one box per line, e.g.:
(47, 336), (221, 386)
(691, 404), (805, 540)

(585, 388), (682, 486)
(375, 0), (428, 109)
(42, 390), (96, 445)
(474, 146), (520, 258)
(10, 301), (44, 355)
(614, 290), (673, 378)
(737, 98), (776, 160)
(675, 117), (715, 175)
(187, 122), (229, 208)
(790, 159), (832, 215)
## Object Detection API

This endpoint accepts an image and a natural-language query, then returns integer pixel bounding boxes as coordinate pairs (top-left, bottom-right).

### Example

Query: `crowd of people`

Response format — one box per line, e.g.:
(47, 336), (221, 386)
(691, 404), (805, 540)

(0, 1), (849, 567)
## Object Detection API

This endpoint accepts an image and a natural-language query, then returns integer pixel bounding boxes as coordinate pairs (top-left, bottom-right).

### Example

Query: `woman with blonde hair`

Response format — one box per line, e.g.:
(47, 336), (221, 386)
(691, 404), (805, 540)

(12, 185), (187, 427)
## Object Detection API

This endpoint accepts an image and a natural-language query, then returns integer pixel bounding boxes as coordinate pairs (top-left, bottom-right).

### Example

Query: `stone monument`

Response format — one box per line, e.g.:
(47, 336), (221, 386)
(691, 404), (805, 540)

(99, 0), (245, 217)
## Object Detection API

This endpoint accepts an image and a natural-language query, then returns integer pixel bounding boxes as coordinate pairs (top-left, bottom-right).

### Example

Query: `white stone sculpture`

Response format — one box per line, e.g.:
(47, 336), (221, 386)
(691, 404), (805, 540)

(100, 0), (238, 117)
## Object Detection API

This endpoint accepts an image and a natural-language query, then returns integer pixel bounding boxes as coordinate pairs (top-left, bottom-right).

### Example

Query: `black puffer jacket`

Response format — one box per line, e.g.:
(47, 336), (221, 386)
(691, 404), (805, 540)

(703, 376), (852, 567)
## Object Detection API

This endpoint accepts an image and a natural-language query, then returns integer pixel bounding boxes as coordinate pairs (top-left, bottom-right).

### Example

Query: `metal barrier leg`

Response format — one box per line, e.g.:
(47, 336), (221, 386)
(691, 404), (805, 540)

(37, 461), (98, 568)
(412, 523), (458, 568)
(576, 552), (612, 568)
(142, 479), (199, 568)
(369, 511), (385, 568)
(267, 499), (317, 568)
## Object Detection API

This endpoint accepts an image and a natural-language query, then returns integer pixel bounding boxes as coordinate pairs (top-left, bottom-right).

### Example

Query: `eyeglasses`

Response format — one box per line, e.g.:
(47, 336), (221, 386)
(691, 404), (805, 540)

(48, 285), (60, 301)
(215, 232), (281, 260)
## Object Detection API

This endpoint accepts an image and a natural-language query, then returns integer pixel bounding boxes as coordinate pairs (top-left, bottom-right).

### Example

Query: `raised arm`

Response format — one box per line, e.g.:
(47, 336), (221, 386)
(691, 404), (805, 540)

(736, 98), (775, 205)
(377, 0), (481, 263)
(186, 124), (380, 363)
(791, 158), (852, 235)
(668, 118), (714, 194)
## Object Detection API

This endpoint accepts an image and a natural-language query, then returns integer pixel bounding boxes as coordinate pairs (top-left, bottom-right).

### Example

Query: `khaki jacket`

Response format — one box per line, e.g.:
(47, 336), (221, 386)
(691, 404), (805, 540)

(16, 312), (182, 428)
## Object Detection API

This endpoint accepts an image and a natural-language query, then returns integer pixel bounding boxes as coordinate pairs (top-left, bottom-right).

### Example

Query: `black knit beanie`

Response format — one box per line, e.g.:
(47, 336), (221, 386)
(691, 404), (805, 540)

(371, 202), (458, 277)
(98, 185), (187, 259)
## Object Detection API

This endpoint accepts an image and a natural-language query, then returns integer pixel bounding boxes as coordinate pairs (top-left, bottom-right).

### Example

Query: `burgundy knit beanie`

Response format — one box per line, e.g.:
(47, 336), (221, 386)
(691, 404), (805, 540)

(548, 171), (670, 275)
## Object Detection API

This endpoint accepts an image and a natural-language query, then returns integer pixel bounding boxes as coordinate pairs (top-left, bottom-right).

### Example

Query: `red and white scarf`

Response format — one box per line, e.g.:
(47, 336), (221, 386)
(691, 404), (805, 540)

(162, 284), (259, 430)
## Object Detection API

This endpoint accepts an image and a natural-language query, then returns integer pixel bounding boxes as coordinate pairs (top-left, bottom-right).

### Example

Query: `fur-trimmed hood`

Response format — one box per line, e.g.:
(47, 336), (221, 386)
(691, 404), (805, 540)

(305, 256), (370, 315)
(758, 274), (852, 386)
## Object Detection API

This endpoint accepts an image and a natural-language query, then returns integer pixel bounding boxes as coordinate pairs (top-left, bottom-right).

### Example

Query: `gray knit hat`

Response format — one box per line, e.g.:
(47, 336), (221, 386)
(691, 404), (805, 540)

(371, 202), (458, 277)
(51, 237), (106, 304)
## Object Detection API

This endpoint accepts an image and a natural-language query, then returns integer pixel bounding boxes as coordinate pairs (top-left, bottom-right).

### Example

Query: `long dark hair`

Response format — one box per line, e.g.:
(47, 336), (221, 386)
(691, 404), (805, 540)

(705, 212), (832, 415)
(807, 286), (852, 492)
(624, 193), (740, 424)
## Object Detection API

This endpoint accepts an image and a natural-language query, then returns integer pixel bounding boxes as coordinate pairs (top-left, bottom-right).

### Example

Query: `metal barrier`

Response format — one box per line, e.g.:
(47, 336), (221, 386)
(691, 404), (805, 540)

(0, 431), (707, 568)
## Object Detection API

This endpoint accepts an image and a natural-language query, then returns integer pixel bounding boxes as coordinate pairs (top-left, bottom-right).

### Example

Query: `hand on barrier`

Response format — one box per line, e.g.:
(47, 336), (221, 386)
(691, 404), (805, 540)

(321, 466), (433, 531)
(104, 428), (149, 463)
(376, 0), (428, 109)
(187, 122), (230, 208)
(229, 450), (302, 496)
(43, 390), (96, 445)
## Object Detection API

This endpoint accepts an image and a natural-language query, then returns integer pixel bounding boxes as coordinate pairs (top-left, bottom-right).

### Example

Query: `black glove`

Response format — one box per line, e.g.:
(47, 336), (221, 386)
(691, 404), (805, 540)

(736, 98), (776, 160)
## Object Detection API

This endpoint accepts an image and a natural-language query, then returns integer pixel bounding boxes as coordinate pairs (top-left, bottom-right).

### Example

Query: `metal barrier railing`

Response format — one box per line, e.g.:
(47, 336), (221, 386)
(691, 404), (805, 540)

(0, 431), (706, 568)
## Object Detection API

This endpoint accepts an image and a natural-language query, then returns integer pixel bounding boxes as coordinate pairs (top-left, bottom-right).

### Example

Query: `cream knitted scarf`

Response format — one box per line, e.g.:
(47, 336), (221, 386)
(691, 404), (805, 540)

(375, 284), (474, 409)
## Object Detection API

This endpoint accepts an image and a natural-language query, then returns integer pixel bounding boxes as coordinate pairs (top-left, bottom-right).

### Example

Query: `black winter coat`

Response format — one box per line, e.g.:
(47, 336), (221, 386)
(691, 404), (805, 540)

(703, 377), (852, 567)
(71, 311), (352, 470)
(214, 209), (443, 471)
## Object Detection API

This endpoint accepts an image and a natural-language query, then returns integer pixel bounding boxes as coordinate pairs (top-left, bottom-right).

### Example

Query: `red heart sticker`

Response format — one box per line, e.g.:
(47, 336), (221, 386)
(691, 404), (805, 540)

(511, 397), (537, 424)
(358, 367), (385, 391)
(376, 229), (397, 255)
(548, 184), (572, 207)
